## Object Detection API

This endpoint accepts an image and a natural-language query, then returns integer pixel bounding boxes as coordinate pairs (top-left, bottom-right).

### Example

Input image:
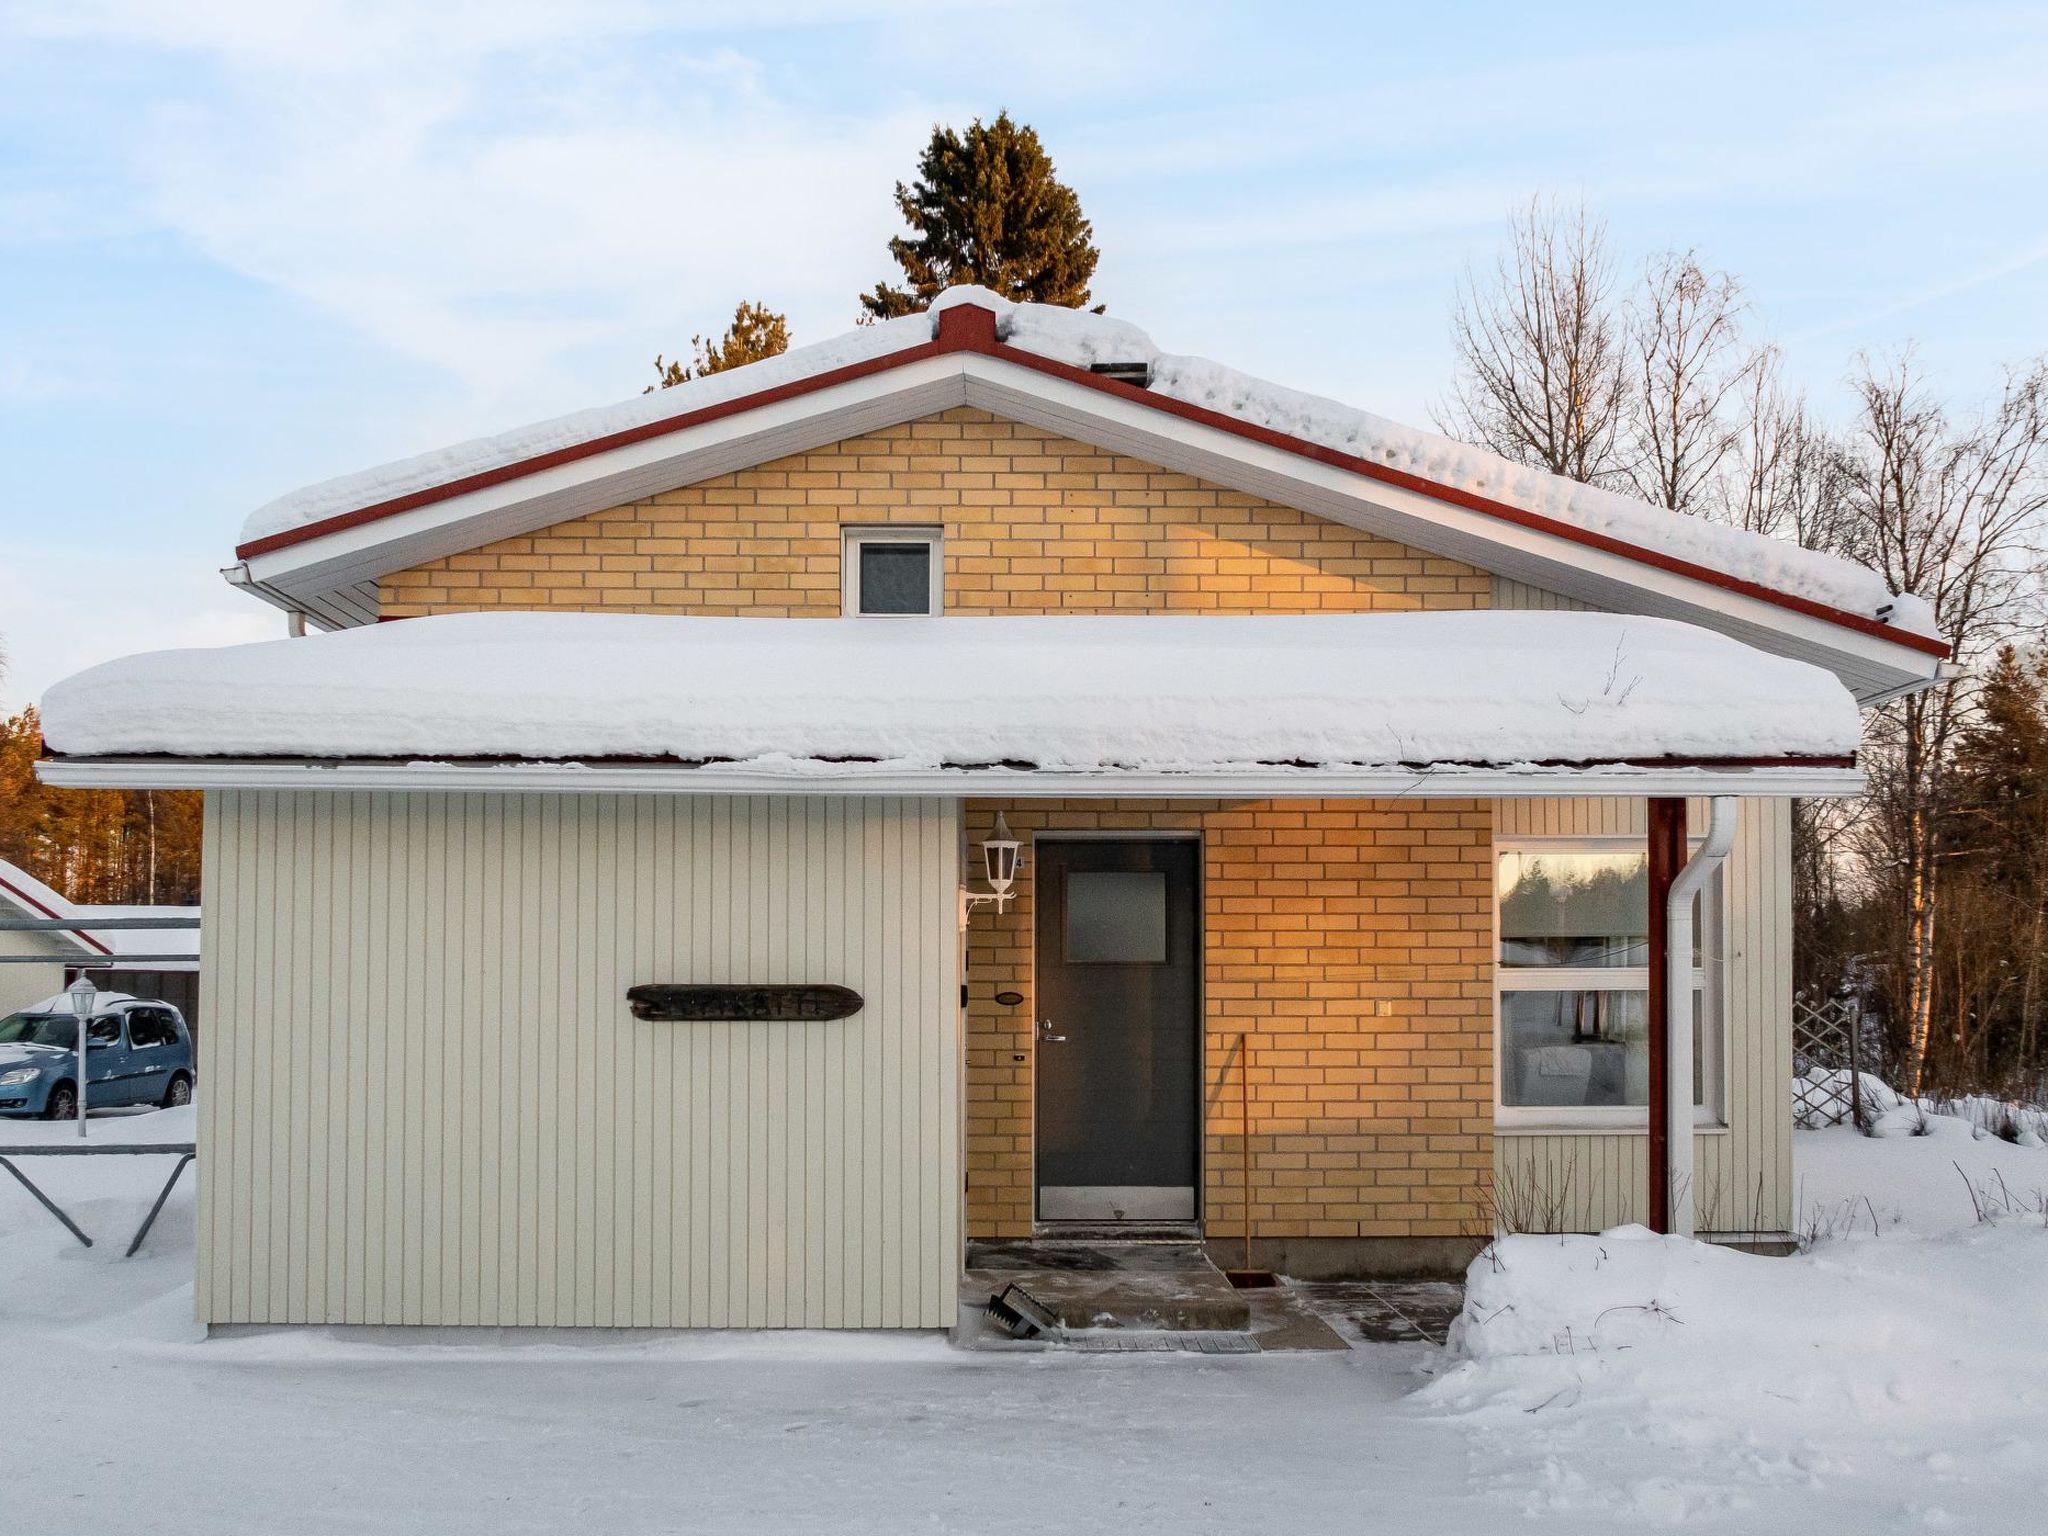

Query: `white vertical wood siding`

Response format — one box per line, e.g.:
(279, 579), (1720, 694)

(197, 791), (961, 1328)
(1493, 796), (1794, 1236)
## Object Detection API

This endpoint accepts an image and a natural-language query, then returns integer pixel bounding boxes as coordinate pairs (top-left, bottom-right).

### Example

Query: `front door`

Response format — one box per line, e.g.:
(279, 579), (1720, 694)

(1034, 839), (1200, 1222)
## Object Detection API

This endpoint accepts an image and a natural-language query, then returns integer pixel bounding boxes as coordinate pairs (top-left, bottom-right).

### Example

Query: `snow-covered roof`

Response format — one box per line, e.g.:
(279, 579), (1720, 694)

(234, 287), (1939, 655)
(1, 861), (108, 957)
(40, 612), (1862, 792)
(0, 859), (198, 966)
(18, 991), (141, 1016)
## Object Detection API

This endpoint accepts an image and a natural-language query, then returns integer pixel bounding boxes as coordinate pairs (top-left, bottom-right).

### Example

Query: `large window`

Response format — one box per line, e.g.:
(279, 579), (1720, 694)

(843, 526), (942, 616)
(1496, 840), (1724, 1129)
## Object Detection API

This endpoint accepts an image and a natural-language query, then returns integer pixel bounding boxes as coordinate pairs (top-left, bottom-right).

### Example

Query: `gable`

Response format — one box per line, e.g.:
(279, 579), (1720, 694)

(227, 295), (1945, 704)
(381, 407), (1493, 620)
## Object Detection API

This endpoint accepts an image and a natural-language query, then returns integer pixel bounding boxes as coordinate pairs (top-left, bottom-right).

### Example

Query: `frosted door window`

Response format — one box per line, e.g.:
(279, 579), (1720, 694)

(1065, 871), (1168, 964)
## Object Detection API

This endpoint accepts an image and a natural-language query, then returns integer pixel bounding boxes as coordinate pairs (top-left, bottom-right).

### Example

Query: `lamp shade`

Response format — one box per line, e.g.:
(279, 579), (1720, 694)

(66, 973), (98, 1021)
(983, 812), (1020, 893)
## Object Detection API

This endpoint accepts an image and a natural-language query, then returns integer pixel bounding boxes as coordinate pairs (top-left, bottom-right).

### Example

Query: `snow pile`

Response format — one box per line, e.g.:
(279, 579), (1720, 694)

(236, 288), (1937, 642)
(39, 609), (1864, 768)
(1798, 1094), (2048, 1234)
(1934, 1092), (2048, 1145)
(1791, 1065), (1903, 1127)
(1430, 1222), (2048, 1524)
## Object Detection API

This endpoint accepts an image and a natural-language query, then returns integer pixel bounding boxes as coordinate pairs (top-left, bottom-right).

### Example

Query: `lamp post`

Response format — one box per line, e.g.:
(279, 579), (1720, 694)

(66, 972), (97, 1138)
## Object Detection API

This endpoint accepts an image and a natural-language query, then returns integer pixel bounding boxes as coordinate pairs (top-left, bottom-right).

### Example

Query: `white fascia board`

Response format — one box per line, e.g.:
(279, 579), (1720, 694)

(38, 758), (1865, 799)
(959, 358), (1943, 703)
(241, 359), (973, 605)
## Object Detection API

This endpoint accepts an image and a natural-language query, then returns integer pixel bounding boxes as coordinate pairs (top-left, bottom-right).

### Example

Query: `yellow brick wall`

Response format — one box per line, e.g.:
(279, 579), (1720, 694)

(963, 801), (1495, 1242)
(378, 407), (1492, 617)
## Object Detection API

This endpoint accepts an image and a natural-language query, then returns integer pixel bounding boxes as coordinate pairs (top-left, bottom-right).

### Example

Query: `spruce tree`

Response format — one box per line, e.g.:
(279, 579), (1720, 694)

(860, 111), (1100, 320)
(1948, 646), (2048, 889)
(648, 300), (790, 391)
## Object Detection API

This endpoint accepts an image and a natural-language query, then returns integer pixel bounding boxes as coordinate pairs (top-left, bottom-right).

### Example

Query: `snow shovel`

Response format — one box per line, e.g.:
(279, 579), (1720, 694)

(985, 1282), (1062, 1339)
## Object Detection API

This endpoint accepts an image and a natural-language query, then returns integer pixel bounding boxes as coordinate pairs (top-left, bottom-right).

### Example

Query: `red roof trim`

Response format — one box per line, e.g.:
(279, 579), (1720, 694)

(45, 751), (1858, 772)
(235, 303), (1950, 661)
(0, 869), (112, 956)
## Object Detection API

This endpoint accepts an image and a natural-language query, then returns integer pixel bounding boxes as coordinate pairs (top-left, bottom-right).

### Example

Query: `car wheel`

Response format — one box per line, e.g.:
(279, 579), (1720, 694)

(42, 1081), (77, 1120)
(162, 1074), (193, 1108)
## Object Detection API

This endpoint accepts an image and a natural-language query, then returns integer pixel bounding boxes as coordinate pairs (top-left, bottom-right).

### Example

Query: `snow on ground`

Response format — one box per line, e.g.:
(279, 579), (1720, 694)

(1431, 1221), (2047, 1528)
(4, 1099), (2041, 1533)
(1796, 1077), (2048, 1234)
(39, 609), (1862, 768)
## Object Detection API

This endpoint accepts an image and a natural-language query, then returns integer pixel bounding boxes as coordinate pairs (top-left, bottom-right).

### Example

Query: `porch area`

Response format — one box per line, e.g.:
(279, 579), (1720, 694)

(960, 791), (1802, 1271)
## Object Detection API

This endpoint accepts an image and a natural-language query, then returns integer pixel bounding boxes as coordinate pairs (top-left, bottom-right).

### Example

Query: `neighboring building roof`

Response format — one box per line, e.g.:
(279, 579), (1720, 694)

(0, 859), (199, 968)
(220, 289), (1946, 707)
(0, 861), (108, 957)
(36, 610), (1864, 800)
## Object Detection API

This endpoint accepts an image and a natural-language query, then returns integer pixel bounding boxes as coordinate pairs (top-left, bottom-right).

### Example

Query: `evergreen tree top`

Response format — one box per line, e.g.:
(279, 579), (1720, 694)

(861, 111), (1100, 322)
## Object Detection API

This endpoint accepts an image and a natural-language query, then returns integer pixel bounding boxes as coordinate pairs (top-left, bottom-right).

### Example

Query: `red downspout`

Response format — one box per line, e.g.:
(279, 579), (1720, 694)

(1645, 798), (1687, 1233)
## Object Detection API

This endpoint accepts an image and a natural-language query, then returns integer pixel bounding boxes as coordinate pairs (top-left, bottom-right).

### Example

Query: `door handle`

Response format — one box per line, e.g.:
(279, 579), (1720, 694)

(1038, 1019), (1067, 1043)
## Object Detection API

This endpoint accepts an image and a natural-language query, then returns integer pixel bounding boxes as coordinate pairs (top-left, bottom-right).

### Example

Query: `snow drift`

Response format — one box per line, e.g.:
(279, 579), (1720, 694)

(1443, 1222), (2048, 1422)
(39, 609), (1864, 769)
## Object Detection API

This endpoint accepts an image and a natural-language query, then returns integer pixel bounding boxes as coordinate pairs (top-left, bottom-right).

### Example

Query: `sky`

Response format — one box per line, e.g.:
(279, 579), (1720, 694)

(1, 0), (2044, 709)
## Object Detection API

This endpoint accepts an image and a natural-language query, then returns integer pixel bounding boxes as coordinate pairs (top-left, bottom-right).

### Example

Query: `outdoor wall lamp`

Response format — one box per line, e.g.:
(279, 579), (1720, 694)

(959, 813), (1021, 927)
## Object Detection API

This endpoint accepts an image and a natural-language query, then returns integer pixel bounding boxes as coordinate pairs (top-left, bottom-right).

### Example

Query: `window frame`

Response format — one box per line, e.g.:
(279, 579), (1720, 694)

(128, 1007), (173, 1049)
(842, 525), (944, 617)
(1493, 834), (1728, 1133)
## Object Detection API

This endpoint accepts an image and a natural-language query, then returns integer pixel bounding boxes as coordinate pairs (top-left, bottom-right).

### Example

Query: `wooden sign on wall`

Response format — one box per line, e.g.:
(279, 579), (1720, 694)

(626, 984), (865, 1023)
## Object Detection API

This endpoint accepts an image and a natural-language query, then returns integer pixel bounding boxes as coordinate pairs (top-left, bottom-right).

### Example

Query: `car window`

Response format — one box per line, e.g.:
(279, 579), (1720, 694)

(0, 1011), (78, 1047)
(129, 1010), (170, 1048)
(87, 1015), (122, 1046)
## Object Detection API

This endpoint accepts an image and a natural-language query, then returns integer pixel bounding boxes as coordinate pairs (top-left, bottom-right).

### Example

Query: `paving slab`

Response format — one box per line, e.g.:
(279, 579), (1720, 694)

(1292, 1279), (1464, 1346)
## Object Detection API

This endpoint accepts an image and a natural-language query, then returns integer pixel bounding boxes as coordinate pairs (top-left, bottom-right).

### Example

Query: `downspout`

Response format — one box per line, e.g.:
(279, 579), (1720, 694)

(1665, 796), (1738, 1239)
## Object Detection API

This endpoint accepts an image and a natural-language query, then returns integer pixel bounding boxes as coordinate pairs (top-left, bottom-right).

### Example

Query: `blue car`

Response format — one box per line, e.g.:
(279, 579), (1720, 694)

(0, 994), (195, 1119)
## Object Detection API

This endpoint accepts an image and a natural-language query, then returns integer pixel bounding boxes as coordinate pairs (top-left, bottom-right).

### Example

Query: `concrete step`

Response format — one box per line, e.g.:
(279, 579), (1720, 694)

(966, 1240), (1251, 1332)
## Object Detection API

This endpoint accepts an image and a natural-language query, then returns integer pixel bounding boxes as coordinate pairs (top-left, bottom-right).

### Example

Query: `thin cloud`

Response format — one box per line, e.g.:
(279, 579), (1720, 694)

(95, 34), (935, 386)
(1791, 238), (2048, 343)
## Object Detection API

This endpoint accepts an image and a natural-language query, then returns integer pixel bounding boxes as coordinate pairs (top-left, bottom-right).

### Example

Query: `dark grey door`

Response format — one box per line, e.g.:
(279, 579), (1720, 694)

(1035, 839), (1200, 1222)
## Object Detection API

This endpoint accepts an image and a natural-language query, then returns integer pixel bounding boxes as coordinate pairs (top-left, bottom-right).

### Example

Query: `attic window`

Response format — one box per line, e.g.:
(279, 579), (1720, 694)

(1089, 361), (1152, 387)
(844, 526), (942, 616)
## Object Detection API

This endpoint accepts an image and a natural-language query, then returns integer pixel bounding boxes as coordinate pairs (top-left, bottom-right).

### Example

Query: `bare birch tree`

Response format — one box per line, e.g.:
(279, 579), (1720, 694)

(1438, 198), (1629, 484)
(1724, 349), (1866, 553)
(1844, 355), (2048, 1092)
(1623, 251), (1758, 514)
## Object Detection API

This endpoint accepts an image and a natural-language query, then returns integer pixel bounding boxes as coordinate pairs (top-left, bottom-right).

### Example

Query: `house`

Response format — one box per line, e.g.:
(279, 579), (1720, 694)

(0, 858), (202, 1025)
(36, 288), (1946, 1330)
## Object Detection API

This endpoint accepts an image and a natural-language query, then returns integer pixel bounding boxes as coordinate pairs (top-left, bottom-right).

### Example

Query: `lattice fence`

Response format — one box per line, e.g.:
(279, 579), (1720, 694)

(1793, 992), (1872, 1130)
